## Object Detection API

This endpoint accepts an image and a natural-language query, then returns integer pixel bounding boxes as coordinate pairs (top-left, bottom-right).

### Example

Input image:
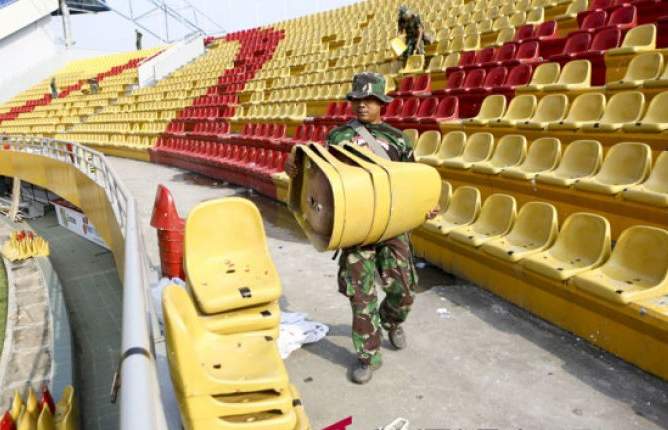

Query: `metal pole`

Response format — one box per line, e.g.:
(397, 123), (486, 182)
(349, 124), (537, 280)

(59, 0), (74, 48)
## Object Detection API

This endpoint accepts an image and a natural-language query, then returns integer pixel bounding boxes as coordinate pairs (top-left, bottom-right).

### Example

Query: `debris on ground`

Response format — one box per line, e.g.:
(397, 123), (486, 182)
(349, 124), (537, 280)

(279, 312), (329, 358)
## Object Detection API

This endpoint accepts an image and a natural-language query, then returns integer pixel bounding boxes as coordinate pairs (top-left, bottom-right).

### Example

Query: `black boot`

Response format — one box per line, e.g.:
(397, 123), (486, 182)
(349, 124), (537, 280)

(351, 360), (382, 384)
(388, 325), (407, 350)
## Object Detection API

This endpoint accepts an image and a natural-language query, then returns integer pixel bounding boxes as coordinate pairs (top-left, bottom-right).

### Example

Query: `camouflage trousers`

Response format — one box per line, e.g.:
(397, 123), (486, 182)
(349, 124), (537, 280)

(337, 233), (418, 366)
(401, 36), (425, 60)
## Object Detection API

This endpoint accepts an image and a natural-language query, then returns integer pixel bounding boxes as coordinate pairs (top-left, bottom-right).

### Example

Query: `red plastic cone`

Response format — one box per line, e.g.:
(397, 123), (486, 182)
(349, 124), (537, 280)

(0, 411), (15, 430)
(39, 385), (55, 414)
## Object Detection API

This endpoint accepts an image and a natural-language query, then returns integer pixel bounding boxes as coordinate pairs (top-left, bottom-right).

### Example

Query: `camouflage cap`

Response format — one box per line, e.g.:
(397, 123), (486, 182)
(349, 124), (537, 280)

(346, 72), (393, 104)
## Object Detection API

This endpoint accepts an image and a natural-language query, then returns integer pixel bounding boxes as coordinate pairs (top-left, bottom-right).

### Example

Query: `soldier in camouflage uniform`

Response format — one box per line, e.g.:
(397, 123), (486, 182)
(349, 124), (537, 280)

(398, 5), (425, 61)
(286, 72), (438, 384)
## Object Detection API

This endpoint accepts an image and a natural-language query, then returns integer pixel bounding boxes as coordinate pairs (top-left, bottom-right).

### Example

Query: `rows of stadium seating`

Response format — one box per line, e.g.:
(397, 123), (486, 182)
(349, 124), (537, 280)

(164, 198), (309, 429)
(0, 48), (162, 134)
(418, 180), (668, 304)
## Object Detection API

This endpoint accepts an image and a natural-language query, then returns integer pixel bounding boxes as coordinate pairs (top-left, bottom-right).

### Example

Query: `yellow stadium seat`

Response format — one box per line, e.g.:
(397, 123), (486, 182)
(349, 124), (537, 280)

(519, 62), (560, 92)
(420, 131), (467, 166)
(400, 55), (425, 74)
(55, 385), (77, 430)
(494, 27), (516, 46)
(472, 134), (527, 175)
(556, 0), (588, 20)
(437, 180), (453, 212)
(510, 11), (527, 27)
(623, 91), (668, 132)
(423, 185), (481, 235)
(443, 53), (461, 69)
(543, 60), (591, 91)
(414, 130), (442, 162)
(606, 52), (664, 89)
(501, 137), (562, 180)
(477, 19), (493, 34)
(518, 94), (569, 129)
(289, 385), (311, 430)
(463, 34), (481, 51)
(37, 407), (54, 430)
(522, 212), (611, 281)
(163, 285), (291, 405)
(536, 140), (603, 187)
(427, 55), (445, 72)
(573, 225), (668, 304)
(490, 94), (537, 127)
(493, 16), (511, 31)
(575, 142), (651, 195)
(582, 91), (645, 131)
(608, 24), (656, 55)
(622, 151), (668, 207)
(445, 35), (465, 54)
(441, 132), (495, 169)
(449, 194), (517, 247)
(644, 60), (668, 88)
(403, 128), (419, 148)
(526, 6), (545, 24)
(548, 92), (605, 130)
(185, 198), (282, 314)
(463, 94), (507, 125)
(201, 301), (280, 335)
(481, 202), (558, 262)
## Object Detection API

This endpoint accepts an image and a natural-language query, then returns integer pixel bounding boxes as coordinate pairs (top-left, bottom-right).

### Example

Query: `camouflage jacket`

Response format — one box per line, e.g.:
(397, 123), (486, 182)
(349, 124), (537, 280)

(398, 14), (423, 39)
(326, 121), (413, 162)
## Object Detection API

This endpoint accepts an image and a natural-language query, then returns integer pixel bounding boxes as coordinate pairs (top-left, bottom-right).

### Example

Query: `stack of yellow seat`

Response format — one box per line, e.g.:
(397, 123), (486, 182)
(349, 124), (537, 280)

(288, 142), (441, 251)
(163, 197), (309, 429)
(6, 385), (77, 430)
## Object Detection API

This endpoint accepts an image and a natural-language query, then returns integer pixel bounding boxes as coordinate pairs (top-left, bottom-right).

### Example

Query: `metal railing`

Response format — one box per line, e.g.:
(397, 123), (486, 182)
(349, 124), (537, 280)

(0, 135), (168, 429)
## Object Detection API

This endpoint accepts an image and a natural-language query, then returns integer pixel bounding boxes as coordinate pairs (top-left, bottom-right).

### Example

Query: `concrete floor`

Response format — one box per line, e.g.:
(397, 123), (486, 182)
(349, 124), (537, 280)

(107, 156), (668, 430)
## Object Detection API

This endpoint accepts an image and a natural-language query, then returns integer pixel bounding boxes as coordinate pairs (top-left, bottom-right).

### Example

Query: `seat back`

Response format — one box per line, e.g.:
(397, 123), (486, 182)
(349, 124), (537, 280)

(385, 98), (404, 117)
(604, 226), (668, 285)
(622, 52), (663, 81)
(462, 132), (495, 162)
(608, 5), (637, 28)
(472, 194), (517, 236)
(463, 68), (486, 88)
(413, 74), (431, 92)
(476, 47), (496, 64)
(562, 31), (592, 55)
(599, 91), (645, 125)
(403, 129), (419, 148)
(489, 134), (527, 167)
(438, 131), (467, 159)
(529, 62), (560, 86)
(564, 92), (605, 123)
(535, 21), (557, 39)
(506, 64), (533, 87)
(516, 40), (540, 61)
(590, 27), (621, 51)
(515, 24), (534, 41)
(475, 94), (507, 120)
(496, 27), (516, 46)
(484, 66), (509, 87)
(549, 212), (611, 268)
(463, 34), (481, 51)
(443, 186), (481, 225)
(581, 10), (607, 31)
(531, 94), (569, 122)
(398, 76), (414, 93)
(503, 94), (537, 121)
(495, 42), (517, 62)
(553, 139), (603, 178)
(640, 91), (668, 125)
(427, 55), (445, 72)
(620, 23), (656, 50)
(444, 52), (462, 68)
(505, 202), (559, 251)
(447, 70), (466, 90)
(416, 97), (439, 118)
(459, 50), (477, 67)
(522, 137), (562, 172)
(399, 97), (421, 118)
(595, 142), (652, 184)
(439, 181), (453, 212)
(645, 151), (668, 192)
(435, 96), (459, 119)
(414, 130), (442, 159)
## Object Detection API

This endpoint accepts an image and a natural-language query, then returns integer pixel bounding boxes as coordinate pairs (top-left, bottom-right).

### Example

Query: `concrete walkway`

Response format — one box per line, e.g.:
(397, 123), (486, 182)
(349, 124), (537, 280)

(29, 214), (121, 430)
(108, 155), (668, 430)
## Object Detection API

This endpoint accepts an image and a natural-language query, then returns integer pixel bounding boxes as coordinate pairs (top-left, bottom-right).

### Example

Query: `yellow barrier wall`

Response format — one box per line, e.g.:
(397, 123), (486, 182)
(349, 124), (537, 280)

(0, 152), (126, 273)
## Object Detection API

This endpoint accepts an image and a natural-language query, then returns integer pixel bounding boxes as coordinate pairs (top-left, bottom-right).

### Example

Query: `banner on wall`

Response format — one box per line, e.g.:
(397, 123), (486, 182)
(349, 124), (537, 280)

(51, 199), (109, 250)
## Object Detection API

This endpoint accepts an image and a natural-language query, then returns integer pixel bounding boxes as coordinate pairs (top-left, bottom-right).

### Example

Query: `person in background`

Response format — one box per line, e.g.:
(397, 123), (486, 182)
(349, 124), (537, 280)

(135, 29), (143, 51)
(284, 72), (439, 384)
(397, 5), (425, 62)
(49, 78), (58, 99)
(87, 78), (99, 94)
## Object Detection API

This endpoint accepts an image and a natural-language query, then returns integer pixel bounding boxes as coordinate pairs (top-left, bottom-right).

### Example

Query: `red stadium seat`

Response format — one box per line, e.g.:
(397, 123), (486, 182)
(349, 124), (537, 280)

(393, 76), (415, 96)
(493, 43), (518, 66)
(383, 98), (405, 118)
(497, 64), (533, 90)
(515, 25), (535, 42)
(409, 74), (432, 96)
(551, 32), (592, 62)
(533, 21), (558, 40)
(420, 96), (459, 125)
(580, 10), (608, 32)
(403, 96), (439, 124)
(606, 5), (637, 31)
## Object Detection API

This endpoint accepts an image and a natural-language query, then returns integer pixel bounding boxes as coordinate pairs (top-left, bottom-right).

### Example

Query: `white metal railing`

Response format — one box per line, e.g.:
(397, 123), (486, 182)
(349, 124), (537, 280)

(0, 135), (168, 429)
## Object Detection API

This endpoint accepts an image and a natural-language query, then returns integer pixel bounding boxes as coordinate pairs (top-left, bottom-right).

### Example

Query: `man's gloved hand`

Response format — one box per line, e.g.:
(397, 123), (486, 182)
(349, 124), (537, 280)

(426, 205), (440, 220)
